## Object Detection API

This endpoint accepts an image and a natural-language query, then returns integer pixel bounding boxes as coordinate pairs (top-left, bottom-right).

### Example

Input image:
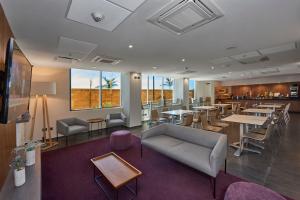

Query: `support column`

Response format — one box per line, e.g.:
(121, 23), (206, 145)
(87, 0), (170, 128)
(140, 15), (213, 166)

(174, 78), (189, 108)
(121, 72), (142, 127)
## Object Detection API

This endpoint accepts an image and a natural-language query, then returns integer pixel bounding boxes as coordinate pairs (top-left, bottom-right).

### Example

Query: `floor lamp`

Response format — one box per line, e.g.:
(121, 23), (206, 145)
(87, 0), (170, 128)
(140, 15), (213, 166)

(30, 82), (58, 150)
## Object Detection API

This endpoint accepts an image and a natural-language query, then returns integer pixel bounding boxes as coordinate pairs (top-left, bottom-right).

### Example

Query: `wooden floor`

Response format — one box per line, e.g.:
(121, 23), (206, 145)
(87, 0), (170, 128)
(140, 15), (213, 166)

(47, 113), (300, 200)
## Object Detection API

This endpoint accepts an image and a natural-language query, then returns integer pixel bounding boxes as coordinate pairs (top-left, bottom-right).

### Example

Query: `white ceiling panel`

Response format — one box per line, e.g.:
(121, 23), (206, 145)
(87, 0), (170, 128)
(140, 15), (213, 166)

(67, 0), (131, 31)
(108, 0), (146, 11)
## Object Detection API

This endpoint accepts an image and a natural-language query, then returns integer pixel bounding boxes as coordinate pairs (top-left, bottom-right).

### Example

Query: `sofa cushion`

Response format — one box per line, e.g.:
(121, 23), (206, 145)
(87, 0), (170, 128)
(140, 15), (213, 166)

(68, 125), (88, 135)
(142, 135), (184, 154)
(170, 142), (212, 176)
(107, 119), (125, 127)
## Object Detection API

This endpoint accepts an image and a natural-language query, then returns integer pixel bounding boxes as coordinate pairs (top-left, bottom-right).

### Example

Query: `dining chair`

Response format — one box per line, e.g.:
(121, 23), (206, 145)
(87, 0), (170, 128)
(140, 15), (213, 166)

(181, 105), (187, 110)
(180, 114), (194, 127)
(150, 110), (167, 126)
(209, 109), (230, 128)
(162, 107), (172, 122)
(240, 102), (248, 110)
(192, 112), (202, 128)
(242, 122), (274, 154)
(199, 112), (223, 132)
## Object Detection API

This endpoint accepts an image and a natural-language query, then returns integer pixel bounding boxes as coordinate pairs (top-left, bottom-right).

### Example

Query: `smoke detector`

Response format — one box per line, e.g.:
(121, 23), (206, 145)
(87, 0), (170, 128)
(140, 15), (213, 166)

(91, 12), (105, 22)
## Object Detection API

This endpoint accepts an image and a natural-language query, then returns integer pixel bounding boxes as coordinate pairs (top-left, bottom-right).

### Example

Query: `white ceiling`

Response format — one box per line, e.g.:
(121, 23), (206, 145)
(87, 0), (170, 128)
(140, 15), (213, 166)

(2, 0), (300, 80)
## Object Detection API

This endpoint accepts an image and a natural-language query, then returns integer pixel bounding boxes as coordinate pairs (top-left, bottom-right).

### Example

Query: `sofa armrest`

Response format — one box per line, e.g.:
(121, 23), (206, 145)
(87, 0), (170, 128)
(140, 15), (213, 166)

(141, 124), (167, 140)
(209, 135), (227, 177)
(56, 120), (69, 135)
(121, 113), (127, 122)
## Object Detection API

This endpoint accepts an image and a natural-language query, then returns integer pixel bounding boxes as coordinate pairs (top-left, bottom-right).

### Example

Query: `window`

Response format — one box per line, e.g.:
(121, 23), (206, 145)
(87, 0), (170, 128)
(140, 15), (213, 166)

(163, 77), (174, 103)
(101, 71), (121, 108)
(70, 69), (121, 110)
(141, 75), (174, 105)
(189, 79), (195, 98)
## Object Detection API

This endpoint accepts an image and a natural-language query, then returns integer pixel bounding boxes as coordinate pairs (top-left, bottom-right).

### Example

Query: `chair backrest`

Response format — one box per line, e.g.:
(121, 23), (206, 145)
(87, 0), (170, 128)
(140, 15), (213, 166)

(182, 114), (193, 126)
(243, 102), (248, 109)
(223, 105), (229, 116)
(151, 110), (159, 121)
(232, 103), (237, 113)
(110, 113), (122, 119)
(263, 123), (274, 141)
(200, 112), (209, 129)
(193, 112), (201, 123)
(182, 105), (187, 110)
(208, 109), (218, 123)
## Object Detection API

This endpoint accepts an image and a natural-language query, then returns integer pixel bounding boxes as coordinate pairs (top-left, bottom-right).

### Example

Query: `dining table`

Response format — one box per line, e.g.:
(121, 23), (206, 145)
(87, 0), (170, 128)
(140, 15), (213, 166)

(161, 109), (195, 124)
(213, 103), (231, 114)
(193, 106), (216, 119)
(222, 114), (268, 156)
(257, 104), (283, 110)
(242, 108), (274, 117)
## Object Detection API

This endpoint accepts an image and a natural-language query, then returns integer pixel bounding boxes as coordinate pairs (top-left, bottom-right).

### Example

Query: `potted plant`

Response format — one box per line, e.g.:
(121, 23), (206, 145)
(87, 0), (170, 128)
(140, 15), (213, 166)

(10, 149), (26, 187)
(24, 141), (40, 166)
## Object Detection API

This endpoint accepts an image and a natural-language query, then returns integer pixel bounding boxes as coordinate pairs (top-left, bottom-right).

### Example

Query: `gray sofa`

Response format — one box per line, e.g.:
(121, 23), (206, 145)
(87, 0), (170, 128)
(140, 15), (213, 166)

(56, 118), (89, 145)
(141, 124), (227, 198)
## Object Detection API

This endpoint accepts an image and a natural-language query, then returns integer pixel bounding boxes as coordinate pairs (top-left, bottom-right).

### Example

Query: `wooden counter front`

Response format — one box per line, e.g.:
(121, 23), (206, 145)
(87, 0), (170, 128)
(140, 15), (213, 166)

(217, 99), (300, 113)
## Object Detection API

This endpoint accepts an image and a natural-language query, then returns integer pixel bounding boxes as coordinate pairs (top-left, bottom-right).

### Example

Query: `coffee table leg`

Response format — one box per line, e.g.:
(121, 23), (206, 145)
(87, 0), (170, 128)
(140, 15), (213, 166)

(115, 189), (118, 200)
(135, 178), (138, 195)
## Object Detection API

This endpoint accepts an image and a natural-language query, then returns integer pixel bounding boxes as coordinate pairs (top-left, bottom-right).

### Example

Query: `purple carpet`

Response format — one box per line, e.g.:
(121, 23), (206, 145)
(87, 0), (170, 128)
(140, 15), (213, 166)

(42, 136), (290, 200)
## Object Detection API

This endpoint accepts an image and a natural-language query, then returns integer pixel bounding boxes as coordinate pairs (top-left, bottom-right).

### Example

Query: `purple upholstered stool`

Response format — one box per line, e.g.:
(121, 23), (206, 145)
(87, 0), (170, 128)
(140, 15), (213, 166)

(110, 130), (132, 150)
(224, 182), (286, 200)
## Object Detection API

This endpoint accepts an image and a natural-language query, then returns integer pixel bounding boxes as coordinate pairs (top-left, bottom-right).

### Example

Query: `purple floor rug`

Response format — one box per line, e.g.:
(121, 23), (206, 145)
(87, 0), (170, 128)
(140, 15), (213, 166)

(41, 136), (288, 200)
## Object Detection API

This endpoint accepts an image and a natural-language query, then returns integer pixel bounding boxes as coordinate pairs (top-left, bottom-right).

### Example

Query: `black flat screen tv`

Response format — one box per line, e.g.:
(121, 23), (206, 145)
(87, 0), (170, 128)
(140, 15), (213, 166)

(0, 38), (32, 124)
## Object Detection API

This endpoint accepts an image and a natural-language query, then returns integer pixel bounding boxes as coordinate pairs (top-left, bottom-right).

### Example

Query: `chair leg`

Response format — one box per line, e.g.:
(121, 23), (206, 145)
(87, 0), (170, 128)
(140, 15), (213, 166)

(212, 177), (216, 199)
(66, 136), (68, 146)
(141, 144), (143, 158)
(225, 159), (227, 174)
(57, 132), (59, 141)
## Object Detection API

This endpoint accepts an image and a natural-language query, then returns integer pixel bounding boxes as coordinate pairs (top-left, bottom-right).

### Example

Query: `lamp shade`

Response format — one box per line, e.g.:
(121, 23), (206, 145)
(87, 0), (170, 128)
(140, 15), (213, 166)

(30, 82), (56, 95)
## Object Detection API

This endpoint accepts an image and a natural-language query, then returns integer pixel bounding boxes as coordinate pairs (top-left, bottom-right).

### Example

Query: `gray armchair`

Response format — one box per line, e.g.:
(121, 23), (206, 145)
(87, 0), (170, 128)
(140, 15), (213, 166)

(106, 113), (127, 130)
(56, 118), (89, 145)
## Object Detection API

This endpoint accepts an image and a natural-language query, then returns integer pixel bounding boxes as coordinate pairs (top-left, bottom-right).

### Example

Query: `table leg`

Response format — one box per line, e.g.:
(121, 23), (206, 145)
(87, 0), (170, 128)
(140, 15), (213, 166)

(115, 189), (118, 200)
(135, 178), (138, 195)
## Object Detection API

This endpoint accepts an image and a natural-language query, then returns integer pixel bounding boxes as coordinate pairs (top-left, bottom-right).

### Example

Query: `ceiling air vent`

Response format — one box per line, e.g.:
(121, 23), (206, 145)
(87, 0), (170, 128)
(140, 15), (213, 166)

(148, 0), (223, 35)
(260, 68), (280, 75)
(90, 56), (122, 65)
(54, 56), (80, 64)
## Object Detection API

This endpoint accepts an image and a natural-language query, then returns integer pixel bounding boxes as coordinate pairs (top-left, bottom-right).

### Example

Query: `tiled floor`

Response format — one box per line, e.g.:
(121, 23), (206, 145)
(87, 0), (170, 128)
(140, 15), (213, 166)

(46, 113), (300, 200)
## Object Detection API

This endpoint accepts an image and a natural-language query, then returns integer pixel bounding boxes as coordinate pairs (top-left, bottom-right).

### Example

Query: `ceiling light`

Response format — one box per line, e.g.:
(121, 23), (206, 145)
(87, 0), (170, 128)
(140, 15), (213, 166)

(228, 71), (232, 74)
(91, 12), (105, 22)
(152, 66), (158, 69)
(128, 45), (133, 49)
(211, 66), (215, 70)
(181, 58), (186, 62)
(92, 67), (96, 69)
(240, 74), (245, 77)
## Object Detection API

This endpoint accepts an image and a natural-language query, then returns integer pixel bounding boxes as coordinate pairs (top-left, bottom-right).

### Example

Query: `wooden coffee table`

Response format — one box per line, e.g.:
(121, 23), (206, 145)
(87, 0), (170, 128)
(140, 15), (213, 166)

(91, 152), (142, 200)
(87, 118), (105, 136)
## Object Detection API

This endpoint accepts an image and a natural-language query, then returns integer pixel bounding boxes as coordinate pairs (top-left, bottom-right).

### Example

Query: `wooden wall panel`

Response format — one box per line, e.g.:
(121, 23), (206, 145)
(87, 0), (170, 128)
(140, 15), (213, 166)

(0, 4), (16, 189)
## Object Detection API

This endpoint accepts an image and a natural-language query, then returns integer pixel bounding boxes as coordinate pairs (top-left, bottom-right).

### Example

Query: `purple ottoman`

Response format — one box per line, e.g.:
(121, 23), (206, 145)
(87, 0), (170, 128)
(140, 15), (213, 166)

(225, 182), (286, 200)
(110, 130), (132, 150)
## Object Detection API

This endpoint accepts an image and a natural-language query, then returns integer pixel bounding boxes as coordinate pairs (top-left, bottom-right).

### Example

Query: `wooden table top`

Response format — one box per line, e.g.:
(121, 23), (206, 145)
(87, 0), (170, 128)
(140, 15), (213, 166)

(213, 104), (231, 107)
(87, 118), (105, 123)
(243, 108), (274, 114)
(91, 152), (142, 189)
(257, 104), (282, 108)
(222, 114), (268, 125)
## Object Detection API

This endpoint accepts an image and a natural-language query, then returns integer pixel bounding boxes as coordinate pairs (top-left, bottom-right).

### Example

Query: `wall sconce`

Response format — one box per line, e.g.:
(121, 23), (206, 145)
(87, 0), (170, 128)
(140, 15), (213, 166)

(133, 73), (140, 79)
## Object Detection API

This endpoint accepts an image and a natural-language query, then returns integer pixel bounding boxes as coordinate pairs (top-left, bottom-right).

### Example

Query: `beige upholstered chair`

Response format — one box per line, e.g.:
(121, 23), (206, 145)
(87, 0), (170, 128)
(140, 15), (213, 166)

(150, 110), (167, 126)
(209, 109), (230, 128)
(192, 112), (202, 128)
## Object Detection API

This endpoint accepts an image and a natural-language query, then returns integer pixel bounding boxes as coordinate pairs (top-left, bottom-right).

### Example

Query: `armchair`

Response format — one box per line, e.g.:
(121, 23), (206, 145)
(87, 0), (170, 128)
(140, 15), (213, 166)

(56, 118), (89, 145)
(106, 113), (127, 130)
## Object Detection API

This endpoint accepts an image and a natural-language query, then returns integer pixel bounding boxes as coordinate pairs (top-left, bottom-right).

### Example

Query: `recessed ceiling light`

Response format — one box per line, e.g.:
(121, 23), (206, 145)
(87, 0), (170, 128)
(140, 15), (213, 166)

(181, 58), (186, 62)
(211, 66), (215, 70)
(228, 71), (232, 74)
(128, 45), (133, 49)
(241, 74), (245, 77)
(152, 66), (158, 69)
(92, 67), (96, 69)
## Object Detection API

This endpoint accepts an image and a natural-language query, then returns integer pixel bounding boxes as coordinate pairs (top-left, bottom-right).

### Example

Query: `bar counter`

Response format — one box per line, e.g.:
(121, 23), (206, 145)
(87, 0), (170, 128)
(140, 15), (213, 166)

(216, 98), (300, 112)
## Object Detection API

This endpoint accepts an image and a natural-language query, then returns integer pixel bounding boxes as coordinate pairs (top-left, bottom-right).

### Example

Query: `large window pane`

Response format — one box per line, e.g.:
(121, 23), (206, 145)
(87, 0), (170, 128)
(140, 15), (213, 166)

(102, 71), (121, 108)
(189, 80), (195, 98)
(163, 77), (174, 104)
(141, 75), (148, 105)
(70, 69), (100, 110)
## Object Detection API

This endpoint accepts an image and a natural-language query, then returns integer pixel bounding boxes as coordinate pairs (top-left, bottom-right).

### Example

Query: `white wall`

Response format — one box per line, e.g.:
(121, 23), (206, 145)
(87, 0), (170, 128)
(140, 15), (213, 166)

(194, 81), (215, 104)
(25, 67), (122, 141)
(121, 72), (142, 127)
(220, 74), (300, 86)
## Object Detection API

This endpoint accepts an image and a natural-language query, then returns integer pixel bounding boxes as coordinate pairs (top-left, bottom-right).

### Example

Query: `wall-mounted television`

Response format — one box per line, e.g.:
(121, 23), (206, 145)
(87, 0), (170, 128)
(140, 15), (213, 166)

(0, 38), (32, 124)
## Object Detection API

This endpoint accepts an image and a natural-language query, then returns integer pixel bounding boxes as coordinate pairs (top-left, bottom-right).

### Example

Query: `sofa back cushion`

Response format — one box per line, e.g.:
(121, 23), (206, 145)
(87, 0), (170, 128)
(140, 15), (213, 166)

(165, 124), (221, 149)
(110, 113), (122, 120)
